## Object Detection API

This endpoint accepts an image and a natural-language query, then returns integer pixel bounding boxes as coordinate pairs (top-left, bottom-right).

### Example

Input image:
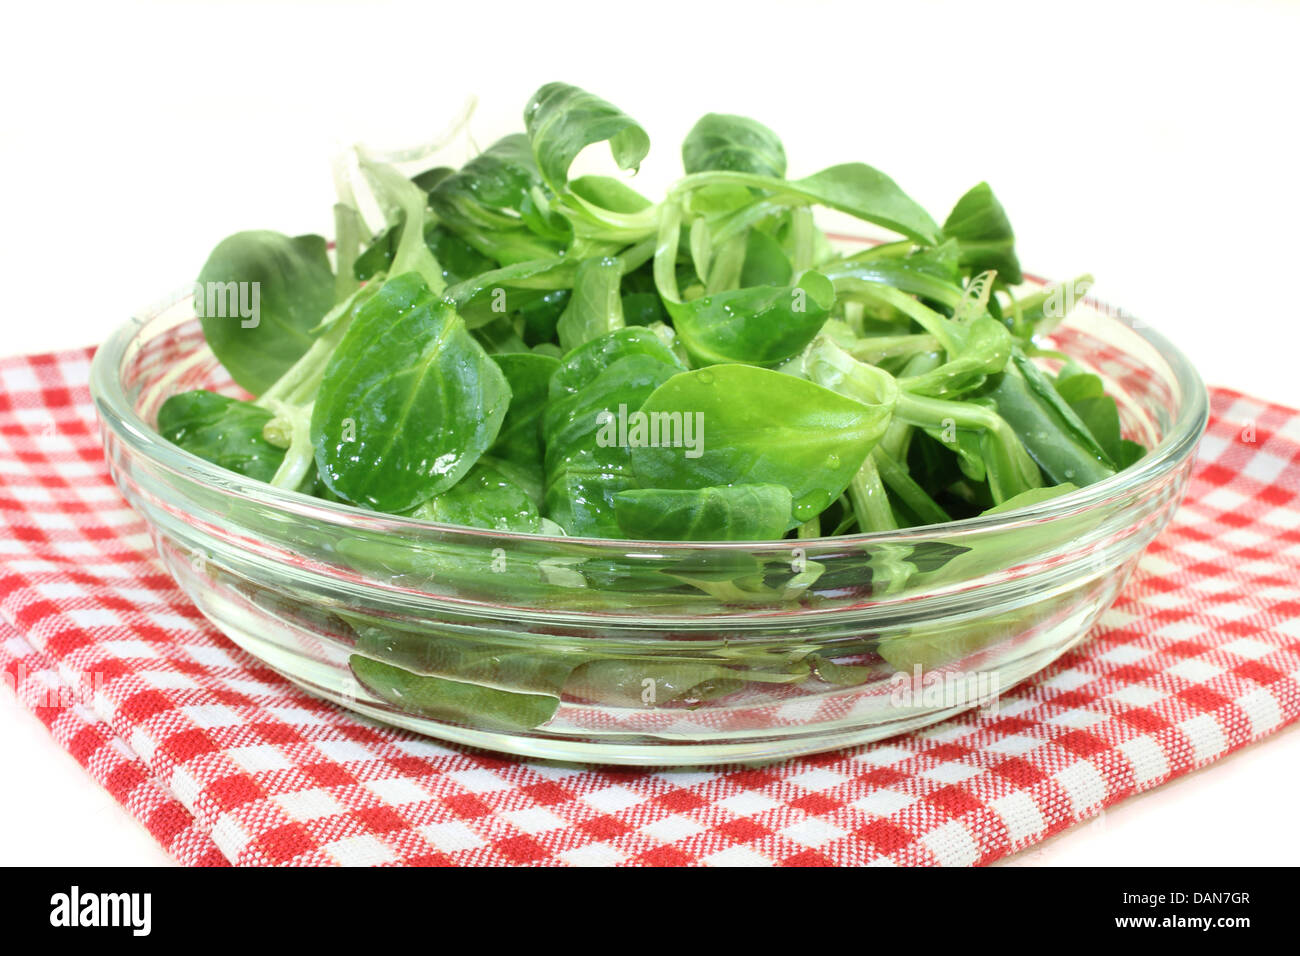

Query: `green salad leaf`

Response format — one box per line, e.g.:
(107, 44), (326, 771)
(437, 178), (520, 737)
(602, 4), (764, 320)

(670, 271), (834, 366)
(157, 391), (286, 482)
(195, 231), (334, 394)
(170, 81), (1144, 545)
(310, 273), (510, 512)
(632, 364), (892, 523)
(525, 82), (651, 195)
(544, 328), (686, 536)
(613, 484), (794, 541)
(942, 181), (1023, 285)
(682, 113), (787, 178)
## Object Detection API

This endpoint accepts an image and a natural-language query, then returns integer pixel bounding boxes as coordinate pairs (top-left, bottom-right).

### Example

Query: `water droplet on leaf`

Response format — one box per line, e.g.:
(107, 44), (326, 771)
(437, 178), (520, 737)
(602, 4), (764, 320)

(793, 490), (828, 520)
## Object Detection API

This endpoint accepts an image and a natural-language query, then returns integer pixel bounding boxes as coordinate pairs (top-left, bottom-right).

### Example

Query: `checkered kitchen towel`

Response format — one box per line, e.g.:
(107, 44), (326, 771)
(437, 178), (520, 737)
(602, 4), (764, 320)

(2, 347), (1299, 867)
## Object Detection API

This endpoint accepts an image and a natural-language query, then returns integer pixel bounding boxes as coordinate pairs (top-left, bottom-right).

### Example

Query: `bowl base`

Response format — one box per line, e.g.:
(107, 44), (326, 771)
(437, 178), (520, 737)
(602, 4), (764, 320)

(228, 624), (1096, 767)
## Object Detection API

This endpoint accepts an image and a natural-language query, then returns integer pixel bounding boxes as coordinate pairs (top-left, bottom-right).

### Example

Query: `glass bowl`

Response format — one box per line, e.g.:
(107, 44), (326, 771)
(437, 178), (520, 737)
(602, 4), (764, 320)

(89, 270), (1207, 766)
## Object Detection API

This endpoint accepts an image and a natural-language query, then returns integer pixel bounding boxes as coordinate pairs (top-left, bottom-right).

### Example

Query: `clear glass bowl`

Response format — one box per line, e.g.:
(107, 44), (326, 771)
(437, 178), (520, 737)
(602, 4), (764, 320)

(90, 274), (1207, 765)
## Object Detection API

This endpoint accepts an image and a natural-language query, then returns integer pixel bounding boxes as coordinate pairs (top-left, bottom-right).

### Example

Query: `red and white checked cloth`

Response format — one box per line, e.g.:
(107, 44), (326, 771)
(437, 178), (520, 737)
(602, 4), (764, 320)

(2, 347), (1299, 867)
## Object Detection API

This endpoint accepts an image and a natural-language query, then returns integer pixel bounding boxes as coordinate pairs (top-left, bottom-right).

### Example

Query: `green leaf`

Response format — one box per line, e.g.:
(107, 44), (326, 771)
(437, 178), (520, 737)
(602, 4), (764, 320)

(568, 175), (653, 212)
(185, 84), (1127, 546)
(479, 454), (544, 508)
(739, 227), (793, 288)
(524, 82), (651, 193)
(408, 461), (540, 532)
(443, 255), (580, 328)
(1055, 365), (1105, 402)
(876, 609), (1028, 672)
(898, 316), (1012, 398)
(621, 291), (668, 328)
(678, 165), (940, 245)
(872, 446), (952, 525)
(358, 157), (446, 291)
(518, 289), (572, 345)
(1069, 396), (1123, 461)
(1003, 273), (1093, 339)
(428, 134), (561, 265)
(351, 654), (565, 730)
(333, 202), (366, 302)
(981, 355), (1114, 487)
(1012, 351), (1115, 464)
(157, 390), (284, 482)
(682, 113), (787, 178)
(410, 166), (454, 193)
(942, 182), (1023, 285)
(196, 231), (334, 395)
(801, 334), (900, 407)
(350, 624), (582, 730)
(472, 315), (529, 355)
(565, 656), (805, 708)
(556, 256), (626, 353)
(824, 243), (965, 310)
(353, 223), (396, 281)
(310, 273), (511, 512)
(894, 390), (1044, 504)
(845, 453), (897, 533)
(631, 364), (891, 522)
(357, 221), (498, 287)
(670, 271), (834, 367)
(686, 183), (756, 217)
(829, 269), (969, 353)
(436, 134), (541, 211)
(489, 351), (560, 471)
(549, 325), (686, 396)
(426, 225), (497, 284)
(798, 336), (904, 529)
(789, 164), (941, 245)
(1117, 439), (1146, 469)
(613, 484), (794, 540)
(981, 483), (1079, 515)
(1066, 388), (1145, 470)
(543, 328), (686, 536)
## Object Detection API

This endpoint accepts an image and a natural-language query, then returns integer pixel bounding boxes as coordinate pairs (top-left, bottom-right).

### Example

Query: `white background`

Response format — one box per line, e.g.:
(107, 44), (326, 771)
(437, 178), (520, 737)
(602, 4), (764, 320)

(1, 0), (1298, 865)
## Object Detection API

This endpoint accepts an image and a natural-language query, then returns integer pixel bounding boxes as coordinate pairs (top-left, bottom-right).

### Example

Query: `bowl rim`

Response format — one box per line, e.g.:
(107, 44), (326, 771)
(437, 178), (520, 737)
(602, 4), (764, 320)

(90, 263), (1209, 553)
